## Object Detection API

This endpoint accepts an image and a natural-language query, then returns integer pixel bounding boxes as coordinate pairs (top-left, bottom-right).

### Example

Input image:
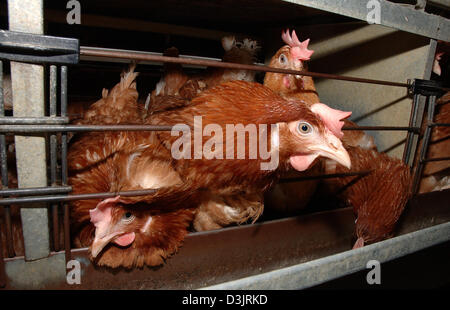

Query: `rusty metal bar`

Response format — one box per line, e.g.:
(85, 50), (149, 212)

(80, 46), (450, 92)
(431, 123), (450, 127)
(80, 46), (415, 89)
(421, 156), (450, 163)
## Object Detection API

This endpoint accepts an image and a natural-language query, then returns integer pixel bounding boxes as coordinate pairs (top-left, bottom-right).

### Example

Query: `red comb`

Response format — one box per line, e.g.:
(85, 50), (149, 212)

(89, 196), (124, 226)
(311, 103), (352, 139)
(282, 29), (314, 61)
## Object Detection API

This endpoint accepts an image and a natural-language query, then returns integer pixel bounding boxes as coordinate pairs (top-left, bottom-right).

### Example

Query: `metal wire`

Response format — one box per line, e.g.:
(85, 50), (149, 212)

(61, 65), (71, 263)
(342, 126), (420, 133)
(0, 60), (6, 287)
(0, 124), (178, 133)
(49, 65), (60, 252)
(0, 117), (69, 124)
(80, 46), (415, 89)
(0, 186), (71, 197)
(403, 94), (421, 165)
(279, 170), (372, 183)
(0, 60), (14, 258)
(0, 188), (158, 206)
(412, 95), (438, 194)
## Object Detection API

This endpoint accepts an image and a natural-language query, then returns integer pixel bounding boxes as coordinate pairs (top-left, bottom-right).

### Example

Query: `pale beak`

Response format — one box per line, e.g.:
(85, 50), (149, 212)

(90, 228), (123, 258)
(315, 131), (351, 169)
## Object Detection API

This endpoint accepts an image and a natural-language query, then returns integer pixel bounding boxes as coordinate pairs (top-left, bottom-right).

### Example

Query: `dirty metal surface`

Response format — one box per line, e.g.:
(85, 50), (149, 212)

(284, 0), (450, 41)
(2, 189), (449, 289)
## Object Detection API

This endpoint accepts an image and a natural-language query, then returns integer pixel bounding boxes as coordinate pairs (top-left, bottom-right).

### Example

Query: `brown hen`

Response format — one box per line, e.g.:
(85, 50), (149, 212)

(324, 146), (412, 248)
(70, 67), (351, 268)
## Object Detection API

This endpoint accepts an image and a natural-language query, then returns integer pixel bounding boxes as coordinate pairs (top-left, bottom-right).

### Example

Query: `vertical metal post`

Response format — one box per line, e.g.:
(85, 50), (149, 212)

(412, 95), (437, 194)
(8, 0), (50, 260)
(0, 61), (14, 258)
(0, 225), (6, 287)
(61, 66), (71, 263)
(0, 61), (7, 288)
(403, 93), (420, 165)
(49, 65), (59, 252)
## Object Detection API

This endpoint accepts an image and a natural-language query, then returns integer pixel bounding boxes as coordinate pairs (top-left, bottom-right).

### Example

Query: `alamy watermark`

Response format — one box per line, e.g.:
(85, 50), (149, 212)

(366, 259), (381, 285)
(66, 0), (81, 25)
(366, 0), (381, 25)
(66, 259), (81, 285)
(170, 116), (280, 171)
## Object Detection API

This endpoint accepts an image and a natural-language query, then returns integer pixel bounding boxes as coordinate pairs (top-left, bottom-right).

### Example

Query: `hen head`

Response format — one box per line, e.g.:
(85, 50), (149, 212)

(153, 81), (351, 178)
(264, 29), (314, 94)
(278, 108), (351, 172)
(88, 196), (194, 268)
(221, 36), (259, 65)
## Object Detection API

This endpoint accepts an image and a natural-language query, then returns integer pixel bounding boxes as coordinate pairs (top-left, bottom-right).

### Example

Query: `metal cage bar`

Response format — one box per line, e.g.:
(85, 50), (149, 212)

(0, 60), (14, 259)
(49, 65), (59, 252)
(403, 94), (421, 165)
(60, 65), (71, 263)
(0, 60), (6, 288)
(80, 46), (450, 91)
(0, 29), (449, 288)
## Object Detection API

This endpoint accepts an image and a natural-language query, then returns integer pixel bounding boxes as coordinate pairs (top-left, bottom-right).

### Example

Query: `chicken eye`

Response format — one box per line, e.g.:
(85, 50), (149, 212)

(297, 122), (313, 135)
(279, 54), (287, 64)
(122, 212), (135, 222)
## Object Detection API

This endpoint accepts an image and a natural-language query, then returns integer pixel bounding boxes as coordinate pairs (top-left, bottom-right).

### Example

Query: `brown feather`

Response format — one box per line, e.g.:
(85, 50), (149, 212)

(324, 147), (412, 245)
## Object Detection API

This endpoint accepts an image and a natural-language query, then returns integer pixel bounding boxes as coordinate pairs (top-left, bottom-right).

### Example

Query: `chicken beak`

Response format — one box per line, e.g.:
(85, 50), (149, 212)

(90, 228), (122, 258)
(315, 131), (351, 169)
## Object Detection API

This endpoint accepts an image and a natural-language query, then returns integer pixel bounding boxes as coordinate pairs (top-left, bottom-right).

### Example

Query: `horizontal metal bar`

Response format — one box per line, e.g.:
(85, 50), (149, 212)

(421, 156), (450, 163)
(0, 124), (419, 133)
(0, 124), (179, 133)
(3, 188), (449, 289)
(0, 186), (71, 197)
(430, 123), (450, 127)
(283, 0), (450, 42)
(80, 46), (414, 89)
(343, 126), (420, 133)
(0, 188), (158, 205)
(80, 46), (230, 69)
(0, 117), (68, 125)
(201, 221), (450, 290)
(280, 170), (372, 183)
(0, 30), (79, 64)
